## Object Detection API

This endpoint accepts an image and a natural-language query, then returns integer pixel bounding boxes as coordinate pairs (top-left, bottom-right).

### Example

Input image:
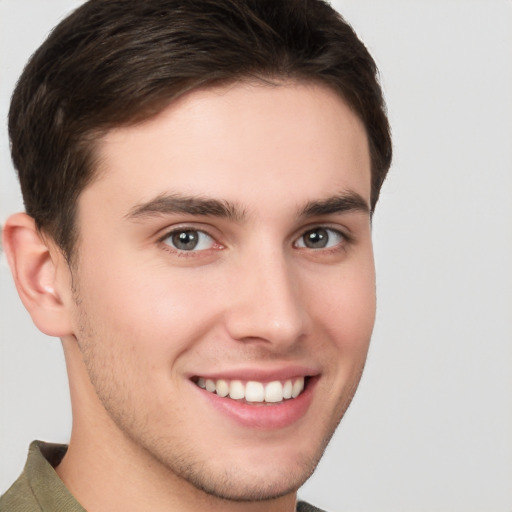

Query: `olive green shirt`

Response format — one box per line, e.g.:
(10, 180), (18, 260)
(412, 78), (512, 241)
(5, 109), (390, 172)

(1, 441), (324, 512)
(0, 442), (85, 512)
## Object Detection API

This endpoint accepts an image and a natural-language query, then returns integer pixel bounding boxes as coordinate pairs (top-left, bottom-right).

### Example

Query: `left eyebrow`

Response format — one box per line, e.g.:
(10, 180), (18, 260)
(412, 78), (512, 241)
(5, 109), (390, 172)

(299, 191), (370, 218)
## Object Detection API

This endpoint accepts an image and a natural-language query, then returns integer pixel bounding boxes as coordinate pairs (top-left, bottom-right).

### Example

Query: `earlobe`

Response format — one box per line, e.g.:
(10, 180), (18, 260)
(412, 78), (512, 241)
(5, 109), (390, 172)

(2, 212), (74, 337)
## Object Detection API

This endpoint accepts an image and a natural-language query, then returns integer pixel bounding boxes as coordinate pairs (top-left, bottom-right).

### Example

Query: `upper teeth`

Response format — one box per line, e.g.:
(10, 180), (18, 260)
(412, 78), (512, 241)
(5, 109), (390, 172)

(196, 377), (305, 403)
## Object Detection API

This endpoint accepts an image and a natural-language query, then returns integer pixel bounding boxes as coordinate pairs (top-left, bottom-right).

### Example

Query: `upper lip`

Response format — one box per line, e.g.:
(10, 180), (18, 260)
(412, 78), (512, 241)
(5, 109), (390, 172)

(188, 364), (320, 383)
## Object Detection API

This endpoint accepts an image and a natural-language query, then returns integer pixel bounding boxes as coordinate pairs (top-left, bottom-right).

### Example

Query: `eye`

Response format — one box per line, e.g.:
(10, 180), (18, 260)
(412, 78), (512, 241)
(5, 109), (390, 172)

(295, 227), (345, 249)
(162, 229), (216, 252)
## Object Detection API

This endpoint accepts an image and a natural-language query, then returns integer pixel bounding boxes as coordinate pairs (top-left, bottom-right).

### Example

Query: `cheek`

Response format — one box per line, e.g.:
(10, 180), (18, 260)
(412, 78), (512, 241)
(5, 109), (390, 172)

(74, 254), (219, 358)
(311, 258), (376, 351)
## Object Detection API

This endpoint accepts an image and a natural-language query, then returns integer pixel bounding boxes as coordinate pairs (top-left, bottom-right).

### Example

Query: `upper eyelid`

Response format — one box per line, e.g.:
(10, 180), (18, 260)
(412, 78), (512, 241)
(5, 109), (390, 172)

(294, 223), (352, 243)
(294, 226), (346, 243)
(155, 222), (352, 246)
(157, 223), (219, 242)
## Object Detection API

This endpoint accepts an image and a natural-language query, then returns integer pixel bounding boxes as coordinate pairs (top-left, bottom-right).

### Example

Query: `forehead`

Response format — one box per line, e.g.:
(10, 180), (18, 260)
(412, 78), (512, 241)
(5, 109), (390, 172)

(84, 81), (371, 217)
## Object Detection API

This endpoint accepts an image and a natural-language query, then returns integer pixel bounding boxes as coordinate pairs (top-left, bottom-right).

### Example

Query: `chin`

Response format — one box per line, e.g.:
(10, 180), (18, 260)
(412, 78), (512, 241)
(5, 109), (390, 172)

(179, 456), (318, 502)
(148, 431), (331, 503)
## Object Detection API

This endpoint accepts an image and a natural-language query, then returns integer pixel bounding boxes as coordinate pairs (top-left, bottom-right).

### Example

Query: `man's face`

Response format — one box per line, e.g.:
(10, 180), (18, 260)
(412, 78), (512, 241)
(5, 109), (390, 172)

(67, 82), (375, 501)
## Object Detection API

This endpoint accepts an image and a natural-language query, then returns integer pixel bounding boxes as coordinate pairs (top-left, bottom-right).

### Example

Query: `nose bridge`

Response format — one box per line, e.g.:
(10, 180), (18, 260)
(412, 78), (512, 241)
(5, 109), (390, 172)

(225, 244), (307, 346)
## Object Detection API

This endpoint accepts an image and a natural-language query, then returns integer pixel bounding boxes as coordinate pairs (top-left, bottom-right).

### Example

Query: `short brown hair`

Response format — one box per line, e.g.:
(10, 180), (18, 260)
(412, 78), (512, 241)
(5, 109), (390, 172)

(9, 0), (392, 261)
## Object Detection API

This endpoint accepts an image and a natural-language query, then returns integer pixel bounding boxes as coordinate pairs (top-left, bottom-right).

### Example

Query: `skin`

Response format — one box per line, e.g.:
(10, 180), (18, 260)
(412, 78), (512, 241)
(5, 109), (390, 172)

(4, 81), (375, 512)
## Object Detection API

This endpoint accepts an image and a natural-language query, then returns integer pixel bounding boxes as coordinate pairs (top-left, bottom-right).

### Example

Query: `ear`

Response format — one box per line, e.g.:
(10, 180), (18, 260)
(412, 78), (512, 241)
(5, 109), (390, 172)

(2, 212), (74, 337)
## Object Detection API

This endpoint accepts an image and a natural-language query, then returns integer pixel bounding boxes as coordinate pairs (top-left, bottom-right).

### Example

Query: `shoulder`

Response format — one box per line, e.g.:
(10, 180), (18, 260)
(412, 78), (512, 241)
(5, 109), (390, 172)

(1, 441), (81, 512)
(297, 500), (327, 512)
(0, 470), (41, 512)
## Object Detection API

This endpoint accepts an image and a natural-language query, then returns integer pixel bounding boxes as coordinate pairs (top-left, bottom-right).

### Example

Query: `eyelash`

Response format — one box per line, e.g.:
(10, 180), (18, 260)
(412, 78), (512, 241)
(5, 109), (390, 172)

(159, 228), (221, 256)
(293, 226), (349, 251)
(158, 225), (351, 256)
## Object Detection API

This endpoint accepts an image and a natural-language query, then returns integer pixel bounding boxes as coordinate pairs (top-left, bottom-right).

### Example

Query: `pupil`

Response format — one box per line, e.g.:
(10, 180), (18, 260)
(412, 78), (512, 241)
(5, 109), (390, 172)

(173, 231), (198, 250)
(305, 229), (328, 248)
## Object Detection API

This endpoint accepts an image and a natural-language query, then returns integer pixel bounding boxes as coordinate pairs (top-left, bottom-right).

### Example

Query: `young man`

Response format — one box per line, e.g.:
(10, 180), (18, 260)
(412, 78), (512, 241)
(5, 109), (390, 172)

(1, 0), (391, 511)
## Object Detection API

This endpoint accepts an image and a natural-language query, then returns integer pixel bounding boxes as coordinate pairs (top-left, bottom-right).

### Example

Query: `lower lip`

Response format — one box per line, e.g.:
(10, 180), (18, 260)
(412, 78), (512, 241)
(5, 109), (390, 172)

(194, 377), (317, 430)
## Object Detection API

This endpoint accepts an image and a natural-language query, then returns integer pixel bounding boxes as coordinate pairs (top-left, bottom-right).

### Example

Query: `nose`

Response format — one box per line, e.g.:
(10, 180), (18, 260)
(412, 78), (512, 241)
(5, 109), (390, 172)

(223, 249), (308, 348)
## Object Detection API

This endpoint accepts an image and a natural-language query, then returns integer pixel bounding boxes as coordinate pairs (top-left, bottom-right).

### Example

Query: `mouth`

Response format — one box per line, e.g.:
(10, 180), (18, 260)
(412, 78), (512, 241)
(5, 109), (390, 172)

(191, 373), (317, 429)
(191, 376), (307, 404)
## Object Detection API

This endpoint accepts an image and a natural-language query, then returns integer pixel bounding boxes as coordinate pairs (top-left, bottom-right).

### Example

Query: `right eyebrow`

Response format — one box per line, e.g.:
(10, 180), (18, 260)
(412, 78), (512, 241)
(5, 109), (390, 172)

(124, 193), (247, 222)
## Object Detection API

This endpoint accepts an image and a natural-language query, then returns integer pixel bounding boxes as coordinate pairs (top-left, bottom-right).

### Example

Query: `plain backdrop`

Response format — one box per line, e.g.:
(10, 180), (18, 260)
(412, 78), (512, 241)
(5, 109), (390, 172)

(1, 1), (511, 511)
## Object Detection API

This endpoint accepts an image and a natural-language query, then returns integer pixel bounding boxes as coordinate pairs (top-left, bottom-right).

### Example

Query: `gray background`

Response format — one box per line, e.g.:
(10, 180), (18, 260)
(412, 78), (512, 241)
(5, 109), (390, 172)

(1, 1), (511, 511)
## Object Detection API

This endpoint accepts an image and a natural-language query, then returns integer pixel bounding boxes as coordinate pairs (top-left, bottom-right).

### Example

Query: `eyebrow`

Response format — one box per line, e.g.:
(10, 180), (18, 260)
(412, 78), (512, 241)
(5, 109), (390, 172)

(125, 190), (369, 223)
(299, 191), (370, 218)
(125, 193), (246, 221)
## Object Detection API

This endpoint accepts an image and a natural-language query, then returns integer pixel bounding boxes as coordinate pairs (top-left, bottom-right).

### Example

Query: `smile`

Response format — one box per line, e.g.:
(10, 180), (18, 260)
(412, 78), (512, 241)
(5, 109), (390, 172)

(194, 377), (306, 403)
